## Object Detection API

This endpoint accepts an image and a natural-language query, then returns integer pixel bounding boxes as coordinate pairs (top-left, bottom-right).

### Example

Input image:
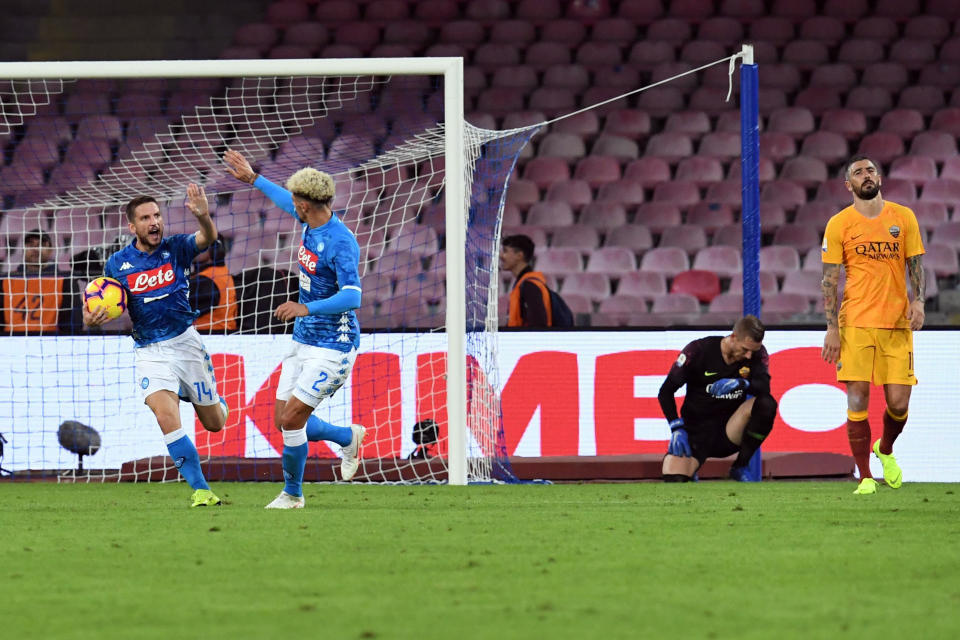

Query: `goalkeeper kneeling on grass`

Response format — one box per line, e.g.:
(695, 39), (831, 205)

(657, 315), (777, 482)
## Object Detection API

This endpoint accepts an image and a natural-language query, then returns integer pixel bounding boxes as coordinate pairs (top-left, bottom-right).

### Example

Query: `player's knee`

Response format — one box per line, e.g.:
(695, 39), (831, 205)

(663, 473), (692, 483)
(752, 394), (777, 423)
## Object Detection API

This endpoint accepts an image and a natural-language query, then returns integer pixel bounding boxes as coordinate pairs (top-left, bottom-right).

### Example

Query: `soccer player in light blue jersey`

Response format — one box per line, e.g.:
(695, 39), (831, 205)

(83, 184), (228, 507)
(224, 149), (366, 510)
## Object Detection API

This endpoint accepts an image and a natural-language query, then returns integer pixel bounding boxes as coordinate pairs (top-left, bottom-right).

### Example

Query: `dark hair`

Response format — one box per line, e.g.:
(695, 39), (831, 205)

(23, 228), (52, 247)
(125, 195), (158, 222)
(734, 314), (765, 342)
(502, 234), (535, 262)
(844, 155), (880, 181)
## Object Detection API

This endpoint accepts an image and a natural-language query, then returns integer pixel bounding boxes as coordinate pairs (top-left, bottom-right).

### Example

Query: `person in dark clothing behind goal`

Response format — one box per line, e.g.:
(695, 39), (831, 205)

(500, 234), (550, 327)
(658, 315), (778, 482)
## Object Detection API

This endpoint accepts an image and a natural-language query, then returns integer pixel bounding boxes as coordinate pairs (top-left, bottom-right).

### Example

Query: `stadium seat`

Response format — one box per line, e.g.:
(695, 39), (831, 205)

(769, 107), (815, 139)
(921, 179), (960, 205)
(800, 131), (848, 165)
(762, 293), (810, 315)
(538, 133), (587, 161)
(889, 156), (938, 186)
(525, 42), (573, 69)
(573, 154), (621, 188)
(909, 132), (958, 163)
(617, 0), (664, 23)
(64, 138), (112, 168)
(692, 246), (741, 279)
(586, 246), (637, 276)
(697, 133), (740, 163)
(553, 111), (600, 139)
(596, 179), (646, 208)
(675, 157), (724, 186)
(652, 181), (700, 211)
(878, 109), (926, 138)
(794, 201), (839, 233)
(687, 203), (734, 234)
(798, 16), (845, 45)
(579, 202), (628, 230)
(861, 62), (909, 91)
(12, 138), (60, 169)
(720, 0), (765, 18)
(759, 246), (801, 278)
(815, 179), (852, 207)
(542, 63), (589, 91)
(622, 157), (671, 188)
(898, 86), (947, 116)
(780, 156), (828, 188)
(526, 201), (576, 229)
(780, 271), (823, 302)
(708, 292), (744, 314)
(912, 202), (949, 230)
(927, 0), (960, 19)
(782, 41), (829, 71)
(550, 225), (602, 254)
(924, 243), (960, 278)
(651, 292), (700, 314)
(889, 39), (936, 70)
(650, 62), (698, 93)
(726, 157), (777, 183)
(529, 87), (577, 118)
(696, 16), (743, 45)
(490, 19), (537, 46)
(761, 180), (807, 212)
(560, 272), (611, 302)
(645, 133), (693, 163)
(465, 0), (511, 23)
(680, 41), (729, 66)
(576, 42), (622, 68)
(590, 136), (640, 163)
(627, 41), (676, 71)
(533, 247), (584, 276)
(505, 179), (540, 211)
(604, 224), (654, 255)
(659, 225), (708, 256)
(703, 180), (743, 210)
(502, 110), (548, 129)
(646, 18), (692, 44)
(857, 132), (905, 165)
(523, 157), (571, 189)
(602, 110), (651, 139)
(728, 270), (779, 296)
(809, 64), (858, 92)
(773, 224), (821, 251)
(545, 180), (593, 210)
(233, 22), (277, 48)
(852, 17), (898, 43)
(282, 22), (329, 48)
(670, 269), (720, 303)
(793, 87), (842, 117)
(616, 270), (667, 300)
(759, 132), (797, 163)
(939, 156), (960, 182)
(750, 16), (794, 45)
(597, 294), (648, 318)
(640, 247), (689, 277)
(664, 111), (712, 141)
(836, 39), (884, 67)
(918, 64), (960, 90)
(930, 221), (960, 251)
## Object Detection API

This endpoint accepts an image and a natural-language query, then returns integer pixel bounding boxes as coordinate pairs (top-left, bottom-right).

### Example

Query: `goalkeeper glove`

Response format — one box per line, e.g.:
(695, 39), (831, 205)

(707, 377), (749, 397)
(667, 418), (691, 457)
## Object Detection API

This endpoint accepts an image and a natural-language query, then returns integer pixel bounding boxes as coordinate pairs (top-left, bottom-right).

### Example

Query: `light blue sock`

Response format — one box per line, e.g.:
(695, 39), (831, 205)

(164, 429), (209, 490)
(305, 415), (352, 447)
(282, 427), (309, 497)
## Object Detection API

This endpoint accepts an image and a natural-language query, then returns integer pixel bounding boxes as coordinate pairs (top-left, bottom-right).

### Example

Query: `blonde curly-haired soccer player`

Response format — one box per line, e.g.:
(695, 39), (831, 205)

(224, 149), (366, 509)
(821, 155), (925, 496)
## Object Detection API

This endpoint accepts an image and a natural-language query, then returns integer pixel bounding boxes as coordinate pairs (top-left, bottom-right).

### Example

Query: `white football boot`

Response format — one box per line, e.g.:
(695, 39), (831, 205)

(340, 424), (367, 481)
(264, 491), (305, 509)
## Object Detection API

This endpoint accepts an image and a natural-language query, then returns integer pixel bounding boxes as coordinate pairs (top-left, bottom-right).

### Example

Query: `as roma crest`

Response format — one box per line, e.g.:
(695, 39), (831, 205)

(889, 225), (900, 238)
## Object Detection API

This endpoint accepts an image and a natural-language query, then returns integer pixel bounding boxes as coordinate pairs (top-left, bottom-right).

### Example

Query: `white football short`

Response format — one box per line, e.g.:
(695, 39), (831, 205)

(276, 342), (357, 408)
(134, 326), (221, 406)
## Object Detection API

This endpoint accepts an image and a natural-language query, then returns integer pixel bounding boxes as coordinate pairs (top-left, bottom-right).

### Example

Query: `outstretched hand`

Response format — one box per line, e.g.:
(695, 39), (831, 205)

(223, 149), (257, 185)
(185, 183), (209, 218)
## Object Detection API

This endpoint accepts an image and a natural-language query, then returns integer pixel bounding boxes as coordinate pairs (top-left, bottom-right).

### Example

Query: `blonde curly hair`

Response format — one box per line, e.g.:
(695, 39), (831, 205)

(286, 168), (335, 203)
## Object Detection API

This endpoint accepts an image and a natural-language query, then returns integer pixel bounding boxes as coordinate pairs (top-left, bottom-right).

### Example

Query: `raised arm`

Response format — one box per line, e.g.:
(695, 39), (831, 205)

(907, 255), (925, 331)
(186, 183), (217, 250)
(223, 149), (297, 219)
(821, 262), (842, 363)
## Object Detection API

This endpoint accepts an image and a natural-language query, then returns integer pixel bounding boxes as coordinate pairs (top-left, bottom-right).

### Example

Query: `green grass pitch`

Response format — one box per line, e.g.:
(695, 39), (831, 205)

(2, 481), (959, 639)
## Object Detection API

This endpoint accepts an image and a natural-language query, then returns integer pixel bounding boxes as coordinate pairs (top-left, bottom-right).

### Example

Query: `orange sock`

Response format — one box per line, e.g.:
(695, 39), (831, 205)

(880, 408), (907, 455)
(846, 413), (872, 479)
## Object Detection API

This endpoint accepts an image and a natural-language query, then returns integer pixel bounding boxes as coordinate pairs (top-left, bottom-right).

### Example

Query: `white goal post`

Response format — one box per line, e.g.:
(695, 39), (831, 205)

(0, 57), (522, 485)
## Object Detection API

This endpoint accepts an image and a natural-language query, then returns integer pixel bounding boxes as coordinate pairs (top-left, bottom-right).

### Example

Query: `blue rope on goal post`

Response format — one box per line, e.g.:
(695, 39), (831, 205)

(739, 47), (763, 482)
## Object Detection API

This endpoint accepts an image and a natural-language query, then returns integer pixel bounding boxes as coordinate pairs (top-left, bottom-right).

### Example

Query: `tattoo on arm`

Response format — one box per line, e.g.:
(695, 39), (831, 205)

(821, 263), (841, 328)
(907, 255), (925, 301)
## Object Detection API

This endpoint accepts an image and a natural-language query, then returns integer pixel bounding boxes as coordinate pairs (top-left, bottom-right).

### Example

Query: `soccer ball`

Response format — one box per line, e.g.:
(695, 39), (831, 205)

(84, 276), (128, 319)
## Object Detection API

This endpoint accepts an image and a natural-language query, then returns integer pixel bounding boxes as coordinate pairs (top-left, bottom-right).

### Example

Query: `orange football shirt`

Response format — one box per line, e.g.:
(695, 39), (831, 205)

(821, 200), (924, 329)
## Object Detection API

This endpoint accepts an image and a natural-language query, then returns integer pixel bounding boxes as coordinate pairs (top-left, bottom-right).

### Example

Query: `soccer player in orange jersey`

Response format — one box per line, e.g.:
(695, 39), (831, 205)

(821, 155), (925, 495)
